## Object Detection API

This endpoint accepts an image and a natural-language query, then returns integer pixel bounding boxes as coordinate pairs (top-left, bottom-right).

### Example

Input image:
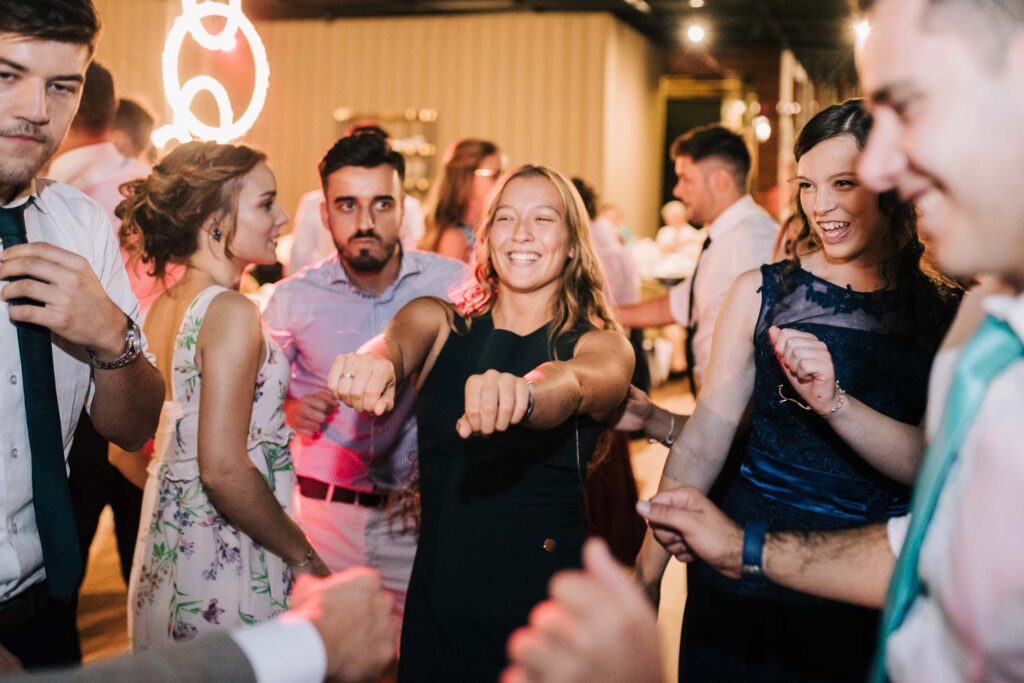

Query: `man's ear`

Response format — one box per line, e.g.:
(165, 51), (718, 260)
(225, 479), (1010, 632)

(319, 197), (329, 231)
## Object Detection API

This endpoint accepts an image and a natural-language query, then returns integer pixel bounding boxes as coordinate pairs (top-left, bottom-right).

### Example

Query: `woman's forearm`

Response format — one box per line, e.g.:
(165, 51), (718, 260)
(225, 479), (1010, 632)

(824, 396), (925, 484)
(201, 465), (311, 565)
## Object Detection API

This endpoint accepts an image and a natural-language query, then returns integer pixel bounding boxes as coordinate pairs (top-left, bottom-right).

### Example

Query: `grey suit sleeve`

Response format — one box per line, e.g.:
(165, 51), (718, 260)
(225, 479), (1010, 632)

(2, 632), (257, 683)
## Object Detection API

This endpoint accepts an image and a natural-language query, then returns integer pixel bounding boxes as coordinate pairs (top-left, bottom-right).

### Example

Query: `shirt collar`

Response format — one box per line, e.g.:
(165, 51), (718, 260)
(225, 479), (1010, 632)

(707, 194), (759, 241)
(2, 178), (45, 213)
(984, 290), (1024, 341)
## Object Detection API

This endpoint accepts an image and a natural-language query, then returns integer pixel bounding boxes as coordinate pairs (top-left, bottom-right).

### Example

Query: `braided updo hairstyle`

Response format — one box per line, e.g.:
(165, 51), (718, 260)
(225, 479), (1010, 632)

(116, 141), (266, 278)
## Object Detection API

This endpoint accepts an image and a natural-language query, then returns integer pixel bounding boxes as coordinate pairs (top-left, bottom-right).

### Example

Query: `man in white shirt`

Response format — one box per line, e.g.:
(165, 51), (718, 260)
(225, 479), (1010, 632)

(616, 126), (777, 395)
(508, 1), (1024, 681)
(0, 0), (163, 669)
(47, 59), (154, 596)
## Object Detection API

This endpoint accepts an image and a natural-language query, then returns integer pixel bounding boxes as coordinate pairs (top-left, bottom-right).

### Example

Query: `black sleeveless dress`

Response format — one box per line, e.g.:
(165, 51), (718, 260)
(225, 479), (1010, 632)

(679, 261), (961, 683)
(398, 313), (603, 682)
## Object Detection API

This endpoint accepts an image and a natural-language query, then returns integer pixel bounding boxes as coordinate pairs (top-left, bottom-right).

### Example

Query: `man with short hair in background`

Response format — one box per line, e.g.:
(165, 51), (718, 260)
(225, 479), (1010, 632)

(264, 133), (467, 637)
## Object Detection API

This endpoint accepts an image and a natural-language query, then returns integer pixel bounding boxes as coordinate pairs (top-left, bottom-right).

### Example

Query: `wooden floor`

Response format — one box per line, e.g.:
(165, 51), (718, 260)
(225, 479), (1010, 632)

(78, 506), (131, 663)
(78, 380), (694, 680)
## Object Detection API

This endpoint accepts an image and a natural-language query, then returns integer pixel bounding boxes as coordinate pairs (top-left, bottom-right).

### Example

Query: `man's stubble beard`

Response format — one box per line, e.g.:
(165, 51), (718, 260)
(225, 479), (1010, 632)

(339, 236), (399, 273)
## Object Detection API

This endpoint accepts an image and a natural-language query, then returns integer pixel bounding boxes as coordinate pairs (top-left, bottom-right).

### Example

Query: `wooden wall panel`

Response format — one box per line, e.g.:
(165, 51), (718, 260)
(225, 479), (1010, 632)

(603, 19), (663, 235)
(87, 2), (659, 237)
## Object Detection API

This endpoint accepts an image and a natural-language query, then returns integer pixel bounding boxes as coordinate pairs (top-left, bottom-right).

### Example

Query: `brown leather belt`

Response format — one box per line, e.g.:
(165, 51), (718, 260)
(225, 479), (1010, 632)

(297, 476), (387, 508)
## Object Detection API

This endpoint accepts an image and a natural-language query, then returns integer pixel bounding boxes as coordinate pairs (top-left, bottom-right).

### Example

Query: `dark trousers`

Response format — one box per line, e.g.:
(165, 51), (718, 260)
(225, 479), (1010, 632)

(0, 585), (80, 669)
(68, 412), (144, 586)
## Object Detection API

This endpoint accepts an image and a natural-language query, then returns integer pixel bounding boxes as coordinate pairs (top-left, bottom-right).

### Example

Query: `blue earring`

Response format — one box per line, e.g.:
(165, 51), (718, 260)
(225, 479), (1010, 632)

(212, 228), (223, 242)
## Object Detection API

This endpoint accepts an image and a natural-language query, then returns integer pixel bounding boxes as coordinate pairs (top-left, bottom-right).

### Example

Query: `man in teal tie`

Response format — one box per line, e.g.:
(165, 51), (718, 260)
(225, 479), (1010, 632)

(507, 0), (1024, 681)
(0, 0), (163, 670)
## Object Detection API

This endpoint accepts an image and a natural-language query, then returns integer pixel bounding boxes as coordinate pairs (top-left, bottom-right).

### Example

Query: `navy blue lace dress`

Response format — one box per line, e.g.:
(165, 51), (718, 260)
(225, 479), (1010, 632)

(679, 261), (961, 683)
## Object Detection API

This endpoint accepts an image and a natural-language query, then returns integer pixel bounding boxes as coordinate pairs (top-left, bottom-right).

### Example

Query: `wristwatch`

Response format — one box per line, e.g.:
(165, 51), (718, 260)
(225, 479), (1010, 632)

(87, 313), (143, 370)
(741, 521), (768, 585)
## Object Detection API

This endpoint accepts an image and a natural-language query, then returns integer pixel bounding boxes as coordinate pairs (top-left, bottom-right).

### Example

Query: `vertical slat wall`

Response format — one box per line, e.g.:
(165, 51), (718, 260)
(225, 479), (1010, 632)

(89, 1), (660, 234)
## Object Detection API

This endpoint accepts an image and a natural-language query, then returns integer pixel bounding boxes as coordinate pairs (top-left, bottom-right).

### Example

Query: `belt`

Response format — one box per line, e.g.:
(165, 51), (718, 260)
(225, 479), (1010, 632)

(0, 581), (48, 629)
(297, 476), (388, 508)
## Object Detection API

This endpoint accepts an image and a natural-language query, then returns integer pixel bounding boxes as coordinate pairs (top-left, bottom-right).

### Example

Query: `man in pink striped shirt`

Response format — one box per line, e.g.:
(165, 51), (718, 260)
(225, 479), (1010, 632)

(264, 133), (467, 636)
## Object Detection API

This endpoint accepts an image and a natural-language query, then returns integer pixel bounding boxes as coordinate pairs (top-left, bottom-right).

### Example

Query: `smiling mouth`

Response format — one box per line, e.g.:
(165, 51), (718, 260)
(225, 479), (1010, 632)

(818, 221), (850, 234)
(508, 252), (540, 264)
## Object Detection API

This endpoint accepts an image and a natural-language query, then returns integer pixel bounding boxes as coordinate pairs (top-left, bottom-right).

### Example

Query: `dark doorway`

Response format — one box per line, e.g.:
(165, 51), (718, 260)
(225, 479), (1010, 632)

(662, 98), (723, 209)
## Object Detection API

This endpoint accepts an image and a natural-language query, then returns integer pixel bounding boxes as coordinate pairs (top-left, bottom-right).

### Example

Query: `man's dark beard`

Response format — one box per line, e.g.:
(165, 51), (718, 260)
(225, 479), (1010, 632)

(341, 229), (398, 272)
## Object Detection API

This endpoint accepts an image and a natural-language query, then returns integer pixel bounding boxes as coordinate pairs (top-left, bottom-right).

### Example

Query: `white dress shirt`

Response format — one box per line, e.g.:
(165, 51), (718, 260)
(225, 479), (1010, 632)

(667, 194), (777, 385)
(0, 179), (144, 600)
(886, 289), (1024, 682)
(231, 616), (327, 683)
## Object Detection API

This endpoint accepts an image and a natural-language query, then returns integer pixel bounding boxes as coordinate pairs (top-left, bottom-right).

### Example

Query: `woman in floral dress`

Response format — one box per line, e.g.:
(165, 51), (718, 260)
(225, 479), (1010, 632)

(119, 142), (329, 648)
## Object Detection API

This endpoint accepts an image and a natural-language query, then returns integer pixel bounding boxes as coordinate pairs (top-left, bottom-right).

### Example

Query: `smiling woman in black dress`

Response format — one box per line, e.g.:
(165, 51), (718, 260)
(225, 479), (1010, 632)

(329, 164), (634, 682)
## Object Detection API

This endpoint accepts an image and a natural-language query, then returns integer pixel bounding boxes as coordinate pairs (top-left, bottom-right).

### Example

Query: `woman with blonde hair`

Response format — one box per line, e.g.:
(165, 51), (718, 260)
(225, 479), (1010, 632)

(418, 138), (503, 262)
(330, 164), (634, 681)
(119, 141), (328, 648)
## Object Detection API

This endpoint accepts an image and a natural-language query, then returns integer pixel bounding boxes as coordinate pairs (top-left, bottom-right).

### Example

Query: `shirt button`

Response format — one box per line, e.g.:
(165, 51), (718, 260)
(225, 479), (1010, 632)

(542, 538), (557, 553)
(8, 374), (16, 385)
(9, 522), (17, 535)
(9, 447), (16, 459)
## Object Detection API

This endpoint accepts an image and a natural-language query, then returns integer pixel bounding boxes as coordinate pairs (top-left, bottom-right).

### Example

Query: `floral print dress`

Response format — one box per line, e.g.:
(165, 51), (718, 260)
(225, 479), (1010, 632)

(127, 285), (296, 648)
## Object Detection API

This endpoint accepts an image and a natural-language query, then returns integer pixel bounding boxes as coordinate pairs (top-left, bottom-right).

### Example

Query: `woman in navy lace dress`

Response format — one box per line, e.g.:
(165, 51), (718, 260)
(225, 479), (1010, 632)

(630, 100), (962, 682)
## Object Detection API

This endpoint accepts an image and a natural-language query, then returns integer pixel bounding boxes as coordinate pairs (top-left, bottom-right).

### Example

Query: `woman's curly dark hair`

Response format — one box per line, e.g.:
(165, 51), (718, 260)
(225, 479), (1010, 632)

(116, 141), (266, 279)
(785, 98), (960, 345)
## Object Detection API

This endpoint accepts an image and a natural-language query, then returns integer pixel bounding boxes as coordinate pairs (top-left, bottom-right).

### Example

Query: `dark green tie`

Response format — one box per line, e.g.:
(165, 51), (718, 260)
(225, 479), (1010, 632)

(683, 235), (712, 395)
(0, 204), (82, 602)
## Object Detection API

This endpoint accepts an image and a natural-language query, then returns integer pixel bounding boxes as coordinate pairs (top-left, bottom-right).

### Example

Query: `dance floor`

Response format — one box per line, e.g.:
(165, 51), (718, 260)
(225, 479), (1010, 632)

(78, 380), (695, 680)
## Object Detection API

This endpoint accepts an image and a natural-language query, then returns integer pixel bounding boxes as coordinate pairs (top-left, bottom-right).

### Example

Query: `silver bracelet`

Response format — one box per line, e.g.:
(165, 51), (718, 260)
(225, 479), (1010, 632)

(290, 547), (314, 568)
(523, 380), (536, 422)
(647, 411), (677, 447)
(776, 380), (847, 417)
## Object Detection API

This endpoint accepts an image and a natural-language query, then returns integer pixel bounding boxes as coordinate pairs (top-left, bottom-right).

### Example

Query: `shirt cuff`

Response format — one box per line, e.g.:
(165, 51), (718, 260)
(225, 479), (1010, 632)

(667, 279), (691, 325)
(231, 615), (327, 683)
(886, 514), (912, 556)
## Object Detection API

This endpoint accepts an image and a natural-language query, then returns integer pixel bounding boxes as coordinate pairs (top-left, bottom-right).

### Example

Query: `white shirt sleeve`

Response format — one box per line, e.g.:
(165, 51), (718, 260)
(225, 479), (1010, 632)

(886, 514), (911, 556)
(231, 616), (328, 683)
(667, 277), (693, 326)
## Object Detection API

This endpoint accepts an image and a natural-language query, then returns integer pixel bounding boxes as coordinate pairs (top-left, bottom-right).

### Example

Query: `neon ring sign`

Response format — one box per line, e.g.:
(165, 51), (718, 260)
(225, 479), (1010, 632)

(152, 0), (269, 146)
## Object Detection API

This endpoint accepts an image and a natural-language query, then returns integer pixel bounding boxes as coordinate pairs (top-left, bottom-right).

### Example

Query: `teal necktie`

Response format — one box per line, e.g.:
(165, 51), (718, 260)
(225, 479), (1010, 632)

(0, 205), (83, 602)
(870, 313), (1024, 682)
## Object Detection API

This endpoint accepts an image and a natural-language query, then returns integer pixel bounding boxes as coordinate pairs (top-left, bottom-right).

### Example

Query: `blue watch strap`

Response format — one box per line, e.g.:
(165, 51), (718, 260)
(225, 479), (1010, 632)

(741, 521), (768, 583)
